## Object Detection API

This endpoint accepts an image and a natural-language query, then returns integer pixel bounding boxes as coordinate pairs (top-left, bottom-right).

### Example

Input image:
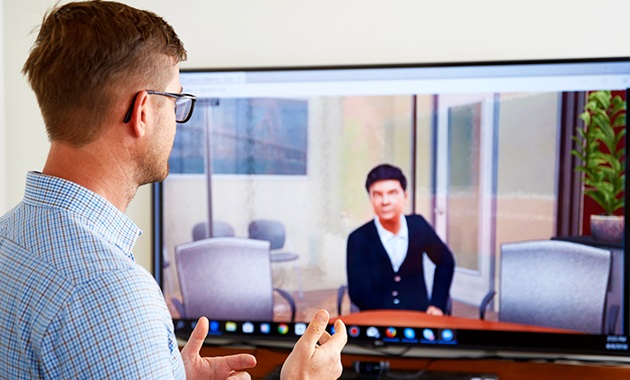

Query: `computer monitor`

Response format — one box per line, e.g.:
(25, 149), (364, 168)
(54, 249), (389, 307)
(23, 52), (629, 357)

(152, 57), (629, 362)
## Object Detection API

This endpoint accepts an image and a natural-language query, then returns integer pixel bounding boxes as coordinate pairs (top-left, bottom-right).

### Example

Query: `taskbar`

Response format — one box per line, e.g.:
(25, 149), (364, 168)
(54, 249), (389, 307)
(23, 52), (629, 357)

(173, 318), (630, 357)
(173, 319), (455, 345)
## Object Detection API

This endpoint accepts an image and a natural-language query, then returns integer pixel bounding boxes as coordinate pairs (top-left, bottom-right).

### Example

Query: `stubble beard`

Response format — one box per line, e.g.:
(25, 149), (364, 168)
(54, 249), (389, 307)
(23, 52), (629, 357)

(136, 109), (176, 186)
(136, 126), (173, 186)
(136, 144), (171, 186)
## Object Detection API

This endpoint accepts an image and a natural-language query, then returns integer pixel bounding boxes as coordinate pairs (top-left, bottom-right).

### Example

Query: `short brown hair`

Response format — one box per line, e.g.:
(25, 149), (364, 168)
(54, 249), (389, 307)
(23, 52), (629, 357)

(22, 1), (187, 145)
(365, 164), (407, 193)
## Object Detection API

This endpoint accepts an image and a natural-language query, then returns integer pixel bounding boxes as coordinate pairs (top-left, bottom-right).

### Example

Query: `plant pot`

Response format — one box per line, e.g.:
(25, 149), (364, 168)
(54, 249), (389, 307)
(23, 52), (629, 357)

(590, 214), (624, 243)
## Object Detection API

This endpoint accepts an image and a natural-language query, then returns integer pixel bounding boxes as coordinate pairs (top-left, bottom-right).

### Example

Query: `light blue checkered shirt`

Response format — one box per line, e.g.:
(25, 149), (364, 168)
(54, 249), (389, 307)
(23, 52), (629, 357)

(0, 172), (184, 379)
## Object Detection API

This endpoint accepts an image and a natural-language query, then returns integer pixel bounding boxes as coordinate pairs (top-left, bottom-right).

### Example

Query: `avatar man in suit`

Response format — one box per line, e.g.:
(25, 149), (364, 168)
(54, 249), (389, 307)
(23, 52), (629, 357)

(346, 164), (455, 315)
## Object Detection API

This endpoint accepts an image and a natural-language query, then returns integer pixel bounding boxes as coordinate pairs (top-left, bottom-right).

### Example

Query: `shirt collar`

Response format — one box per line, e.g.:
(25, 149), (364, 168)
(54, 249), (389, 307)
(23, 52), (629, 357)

(374, 214), (408, 241)
(23, 171), (142, 260)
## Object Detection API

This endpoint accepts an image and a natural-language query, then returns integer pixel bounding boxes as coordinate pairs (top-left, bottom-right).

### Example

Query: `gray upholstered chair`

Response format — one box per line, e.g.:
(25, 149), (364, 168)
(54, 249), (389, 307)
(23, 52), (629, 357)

(192, 221), (235, 241)
(174, 237), (295, 322)
(336, 285), (361, 317)
(479, 240), (615, 334)
(248, 219), (303, 297)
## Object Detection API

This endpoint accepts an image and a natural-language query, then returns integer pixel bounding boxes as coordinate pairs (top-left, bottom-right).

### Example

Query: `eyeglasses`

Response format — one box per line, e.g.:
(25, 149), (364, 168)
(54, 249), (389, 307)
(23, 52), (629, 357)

(123, 90), (197, 124)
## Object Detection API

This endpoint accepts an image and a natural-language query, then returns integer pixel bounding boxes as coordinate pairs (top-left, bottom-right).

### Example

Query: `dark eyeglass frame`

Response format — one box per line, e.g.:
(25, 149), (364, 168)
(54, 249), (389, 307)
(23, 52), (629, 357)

(123, 90), (197, 124)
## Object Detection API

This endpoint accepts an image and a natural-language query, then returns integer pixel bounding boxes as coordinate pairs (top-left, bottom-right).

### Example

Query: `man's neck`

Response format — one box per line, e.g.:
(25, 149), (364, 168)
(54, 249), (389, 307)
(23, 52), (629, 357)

(379, 216), (402, 235)
(42, 141), (139, 212)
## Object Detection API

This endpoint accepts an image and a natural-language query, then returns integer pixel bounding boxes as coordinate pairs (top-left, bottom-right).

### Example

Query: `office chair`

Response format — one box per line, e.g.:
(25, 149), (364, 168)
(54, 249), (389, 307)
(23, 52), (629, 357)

(248, 219), (303, 297)
(192, 220), (235, 241)
(336, 285), (360, 317)
(174, 237), (295, 322)
(479, 240), (615, 334)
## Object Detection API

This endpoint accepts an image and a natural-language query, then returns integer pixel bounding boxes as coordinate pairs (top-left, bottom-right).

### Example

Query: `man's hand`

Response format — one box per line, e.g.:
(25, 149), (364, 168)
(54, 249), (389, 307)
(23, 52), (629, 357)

(181, 317), (257, 380)
(280, 309), (348, 380)
(425, 306), (444, 316)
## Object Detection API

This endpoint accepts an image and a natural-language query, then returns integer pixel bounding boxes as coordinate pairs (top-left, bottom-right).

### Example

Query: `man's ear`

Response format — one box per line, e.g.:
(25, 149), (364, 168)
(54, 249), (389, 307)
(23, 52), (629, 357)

(128, 91), (150, 138)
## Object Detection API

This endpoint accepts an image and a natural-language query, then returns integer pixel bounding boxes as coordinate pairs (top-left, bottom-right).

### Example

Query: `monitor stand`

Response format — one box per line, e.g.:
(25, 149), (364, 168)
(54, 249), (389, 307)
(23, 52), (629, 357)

(263, 365), (499, 380)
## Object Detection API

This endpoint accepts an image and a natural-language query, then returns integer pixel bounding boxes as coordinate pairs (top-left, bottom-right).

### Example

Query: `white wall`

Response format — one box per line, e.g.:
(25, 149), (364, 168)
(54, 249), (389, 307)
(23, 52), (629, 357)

(0, 0), (5, 214)
(3, 0), (630, 272)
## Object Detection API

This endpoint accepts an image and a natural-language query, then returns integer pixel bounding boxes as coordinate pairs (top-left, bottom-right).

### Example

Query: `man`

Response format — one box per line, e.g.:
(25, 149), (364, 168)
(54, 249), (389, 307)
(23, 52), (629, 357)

(0, 2), (346, 379)
(346, 164), (455, 315)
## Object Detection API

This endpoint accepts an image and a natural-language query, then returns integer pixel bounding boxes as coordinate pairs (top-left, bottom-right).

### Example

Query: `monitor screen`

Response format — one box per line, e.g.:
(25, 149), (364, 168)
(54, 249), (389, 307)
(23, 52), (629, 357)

(152, 57), (630, 361)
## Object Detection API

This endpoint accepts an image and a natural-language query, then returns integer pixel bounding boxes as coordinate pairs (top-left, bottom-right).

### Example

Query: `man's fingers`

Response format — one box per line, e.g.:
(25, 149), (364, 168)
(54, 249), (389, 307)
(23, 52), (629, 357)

(221, 354), (257, 371)
(227, 371), (252, 380)
(318, 330), (332, 345)
(181, 317), (208, 356)
(325, 319), (348, 351)
(297, 309), (330, 350)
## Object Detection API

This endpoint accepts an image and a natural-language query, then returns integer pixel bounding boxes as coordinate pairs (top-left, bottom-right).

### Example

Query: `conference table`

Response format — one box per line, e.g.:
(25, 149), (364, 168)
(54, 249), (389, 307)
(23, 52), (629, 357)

(194, 310), (630, 378)
(333, 309), (574, 333)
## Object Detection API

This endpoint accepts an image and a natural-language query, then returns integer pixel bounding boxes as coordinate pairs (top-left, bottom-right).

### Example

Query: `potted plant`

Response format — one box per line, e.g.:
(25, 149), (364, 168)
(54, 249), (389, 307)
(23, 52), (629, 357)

(572, 90), (626, 243)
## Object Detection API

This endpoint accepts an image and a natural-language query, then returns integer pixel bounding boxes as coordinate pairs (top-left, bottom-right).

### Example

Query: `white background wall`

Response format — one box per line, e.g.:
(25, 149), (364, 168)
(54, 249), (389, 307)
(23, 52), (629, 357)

(0, 0), (5, 214)
(2, 0), (630, 271)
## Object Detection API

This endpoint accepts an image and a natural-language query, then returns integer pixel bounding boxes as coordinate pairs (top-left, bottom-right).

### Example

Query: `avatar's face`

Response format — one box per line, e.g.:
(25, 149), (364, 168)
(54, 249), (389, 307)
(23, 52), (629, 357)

(368, 179), (408, 223)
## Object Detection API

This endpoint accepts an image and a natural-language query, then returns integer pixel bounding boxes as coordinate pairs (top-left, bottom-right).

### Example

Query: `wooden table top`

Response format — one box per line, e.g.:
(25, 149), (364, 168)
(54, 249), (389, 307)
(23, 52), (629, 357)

(334, 309), (575, 333)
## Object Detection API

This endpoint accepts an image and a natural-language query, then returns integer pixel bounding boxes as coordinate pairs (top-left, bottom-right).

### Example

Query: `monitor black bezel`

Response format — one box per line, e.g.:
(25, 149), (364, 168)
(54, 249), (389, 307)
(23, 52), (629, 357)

(151, 56), (630, 361)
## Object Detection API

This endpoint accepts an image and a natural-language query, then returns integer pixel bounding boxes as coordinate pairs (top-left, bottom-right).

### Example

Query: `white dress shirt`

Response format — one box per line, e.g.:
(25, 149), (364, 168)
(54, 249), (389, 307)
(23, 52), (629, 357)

(374, 215), (409, 273)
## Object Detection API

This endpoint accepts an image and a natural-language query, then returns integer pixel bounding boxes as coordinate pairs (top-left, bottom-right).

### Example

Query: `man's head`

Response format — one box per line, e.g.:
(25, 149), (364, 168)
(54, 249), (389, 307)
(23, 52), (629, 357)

(365, 164), (408, 223)
(22, 1), (187, 146)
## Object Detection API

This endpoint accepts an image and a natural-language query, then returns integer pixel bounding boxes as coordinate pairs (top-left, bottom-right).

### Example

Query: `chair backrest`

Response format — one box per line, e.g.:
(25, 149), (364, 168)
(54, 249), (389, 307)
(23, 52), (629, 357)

(175, 237), (272, 320)
(499, 240), (611, 334)
(248, 219), (285, 250)
(192, 221), (235, 241)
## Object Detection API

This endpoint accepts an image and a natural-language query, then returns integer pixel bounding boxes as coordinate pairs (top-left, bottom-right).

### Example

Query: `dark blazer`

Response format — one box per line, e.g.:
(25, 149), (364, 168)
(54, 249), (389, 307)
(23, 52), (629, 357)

(346, 214), (455, 312)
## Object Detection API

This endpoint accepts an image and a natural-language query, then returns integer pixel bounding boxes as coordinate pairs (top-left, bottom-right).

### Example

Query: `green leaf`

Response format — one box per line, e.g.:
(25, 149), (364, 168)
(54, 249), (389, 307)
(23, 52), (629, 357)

(574, 90), (626, 214)
(592, 91), (611, 109)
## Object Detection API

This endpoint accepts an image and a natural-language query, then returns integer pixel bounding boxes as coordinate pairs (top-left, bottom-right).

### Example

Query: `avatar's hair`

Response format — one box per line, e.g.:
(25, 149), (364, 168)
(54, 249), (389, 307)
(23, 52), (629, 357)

(365, 164), (407, 192)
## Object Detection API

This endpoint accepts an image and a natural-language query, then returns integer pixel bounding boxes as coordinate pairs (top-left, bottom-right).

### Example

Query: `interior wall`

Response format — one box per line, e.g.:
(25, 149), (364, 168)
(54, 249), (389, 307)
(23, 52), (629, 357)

(3, 0), (630, 272)
(0, 1), (5, 214)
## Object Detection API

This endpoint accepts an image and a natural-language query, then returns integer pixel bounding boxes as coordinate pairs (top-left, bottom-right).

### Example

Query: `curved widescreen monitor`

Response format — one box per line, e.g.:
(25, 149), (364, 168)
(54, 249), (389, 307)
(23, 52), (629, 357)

(152, 57), (629, 362)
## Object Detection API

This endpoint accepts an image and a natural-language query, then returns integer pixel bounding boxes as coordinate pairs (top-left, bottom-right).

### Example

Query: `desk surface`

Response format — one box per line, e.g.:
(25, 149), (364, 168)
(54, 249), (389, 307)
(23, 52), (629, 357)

(198, 346), (630, 380)
(553, 235), (623, 250)
(335, 310), (575, 333)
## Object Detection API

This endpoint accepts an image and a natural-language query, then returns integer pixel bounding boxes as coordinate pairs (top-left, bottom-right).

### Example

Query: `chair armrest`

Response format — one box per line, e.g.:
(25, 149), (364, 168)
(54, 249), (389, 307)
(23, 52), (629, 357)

(274, 288), (296, 322)
(337, 285), (348, 316)
(606, 304), (620, 334)
(445, 295), (453, 316)
(479, 291), (496, 320)
(171, 297), (185, 319)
